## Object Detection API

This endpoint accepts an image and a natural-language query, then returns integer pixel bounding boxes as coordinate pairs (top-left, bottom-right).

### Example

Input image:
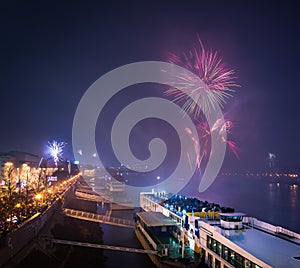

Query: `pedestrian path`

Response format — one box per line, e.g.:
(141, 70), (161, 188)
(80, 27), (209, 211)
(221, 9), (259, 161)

(63, 208), (135, 228)
(49, 238), (157, 254)
(75, 189), (111, 203)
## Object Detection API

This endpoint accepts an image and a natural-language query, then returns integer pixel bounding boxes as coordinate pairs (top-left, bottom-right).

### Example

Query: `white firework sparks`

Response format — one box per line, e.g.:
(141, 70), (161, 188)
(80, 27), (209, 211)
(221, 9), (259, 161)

(48, 140), (65, 166)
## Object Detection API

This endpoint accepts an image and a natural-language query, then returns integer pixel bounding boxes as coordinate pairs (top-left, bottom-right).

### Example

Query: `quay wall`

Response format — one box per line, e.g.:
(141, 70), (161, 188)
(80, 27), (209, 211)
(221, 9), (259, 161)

(0, 185), (73, 267)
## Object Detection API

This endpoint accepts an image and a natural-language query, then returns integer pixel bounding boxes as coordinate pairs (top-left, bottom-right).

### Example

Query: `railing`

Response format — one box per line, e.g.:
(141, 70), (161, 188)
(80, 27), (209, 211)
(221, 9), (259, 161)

(63, 208), (135, 228)
(275, 226), (298, 238)
(243, 217), (300, 241)
(75, 190), (110, 203)
(140, 194), (220, 222)
(49, 238), (157, 254)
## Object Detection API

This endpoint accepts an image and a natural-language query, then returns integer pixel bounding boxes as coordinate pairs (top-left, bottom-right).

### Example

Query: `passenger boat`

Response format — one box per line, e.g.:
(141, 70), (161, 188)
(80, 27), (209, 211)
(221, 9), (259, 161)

(135, 192), (300, 268)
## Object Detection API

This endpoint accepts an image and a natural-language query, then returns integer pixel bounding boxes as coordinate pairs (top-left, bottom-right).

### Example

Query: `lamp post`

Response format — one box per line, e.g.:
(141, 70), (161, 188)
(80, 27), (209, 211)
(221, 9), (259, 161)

(4, 162), (14, 228)
(16, 167), (20, 195)
(43, 168), (47, 204)
(22, 164), (30, 216)
(35, 193), (42, 211)
(5, 162), (13, 195)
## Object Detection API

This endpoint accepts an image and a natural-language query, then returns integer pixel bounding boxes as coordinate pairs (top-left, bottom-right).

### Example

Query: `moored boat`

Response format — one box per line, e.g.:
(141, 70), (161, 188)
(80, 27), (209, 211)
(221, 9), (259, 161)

(136, 192), (300, 268)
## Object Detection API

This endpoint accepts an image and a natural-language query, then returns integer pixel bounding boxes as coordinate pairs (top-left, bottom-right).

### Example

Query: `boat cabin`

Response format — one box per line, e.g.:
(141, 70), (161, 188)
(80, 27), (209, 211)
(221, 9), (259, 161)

(219, 212), (245, 230)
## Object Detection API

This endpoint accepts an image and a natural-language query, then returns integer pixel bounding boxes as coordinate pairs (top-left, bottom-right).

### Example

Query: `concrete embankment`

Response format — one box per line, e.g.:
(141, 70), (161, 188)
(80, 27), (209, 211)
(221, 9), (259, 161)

(1, 177), (106, 268)
(0, 191), (66, 267)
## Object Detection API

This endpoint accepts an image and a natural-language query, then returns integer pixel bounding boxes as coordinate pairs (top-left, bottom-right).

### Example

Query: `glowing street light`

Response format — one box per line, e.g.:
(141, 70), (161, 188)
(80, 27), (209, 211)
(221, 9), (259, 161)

(5, 162), (13, 173)
(35, 193), (43, 206)
(35, 194), (42, 200)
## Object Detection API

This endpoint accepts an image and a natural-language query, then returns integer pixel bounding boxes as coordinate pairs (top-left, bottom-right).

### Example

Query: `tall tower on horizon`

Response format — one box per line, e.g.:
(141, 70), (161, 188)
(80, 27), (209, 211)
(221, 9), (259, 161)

(267, 152), (276, 174)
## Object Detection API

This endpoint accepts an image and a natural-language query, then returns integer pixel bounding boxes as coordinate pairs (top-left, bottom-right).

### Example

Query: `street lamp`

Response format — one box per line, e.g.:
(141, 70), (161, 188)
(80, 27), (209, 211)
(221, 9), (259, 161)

(4, 162), (14, 191)
(22, 164), (31, 216)
(4, 162), (14, 227)
(5, 162), (13, 167)
(35, 193), (43, 210)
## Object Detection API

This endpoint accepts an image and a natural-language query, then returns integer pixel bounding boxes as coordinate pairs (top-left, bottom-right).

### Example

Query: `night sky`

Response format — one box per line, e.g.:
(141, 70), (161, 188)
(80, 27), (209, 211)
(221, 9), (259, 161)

(1, 1), (299, 172)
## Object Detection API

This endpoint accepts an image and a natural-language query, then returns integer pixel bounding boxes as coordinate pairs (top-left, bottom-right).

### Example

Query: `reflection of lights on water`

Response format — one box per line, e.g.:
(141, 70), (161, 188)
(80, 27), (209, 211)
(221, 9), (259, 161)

(290, 184), (298, 190)
(289, 184), (298, 208)
(276, 182), (280, 187)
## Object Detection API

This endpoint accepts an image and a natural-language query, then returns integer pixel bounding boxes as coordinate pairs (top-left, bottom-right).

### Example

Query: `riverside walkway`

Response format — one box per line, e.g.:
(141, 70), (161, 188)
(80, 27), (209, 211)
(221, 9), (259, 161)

(49, 238), (157, 254)
(63, 208), (136, 228)
(75, 189), (111, 203)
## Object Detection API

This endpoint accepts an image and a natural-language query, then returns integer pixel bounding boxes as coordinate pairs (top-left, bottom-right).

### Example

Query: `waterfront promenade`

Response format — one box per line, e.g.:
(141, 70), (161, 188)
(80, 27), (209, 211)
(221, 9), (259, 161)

(1, 176), (105, 267)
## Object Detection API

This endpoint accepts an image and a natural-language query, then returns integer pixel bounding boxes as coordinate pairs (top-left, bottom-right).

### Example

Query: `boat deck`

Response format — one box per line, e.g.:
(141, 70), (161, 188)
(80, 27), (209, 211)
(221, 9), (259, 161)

(226, 227), (300, 267)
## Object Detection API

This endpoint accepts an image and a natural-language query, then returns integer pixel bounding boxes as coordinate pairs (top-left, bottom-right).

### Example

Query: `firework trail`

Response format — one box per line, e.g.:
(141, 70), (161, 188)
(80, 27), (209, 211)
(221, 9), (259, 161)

(193, 118), (239, 172)
(164, 35), (240, 177)
(165, 34), (239, 118)
(48, 140), (65, 166)
(185, 127), (202, 170)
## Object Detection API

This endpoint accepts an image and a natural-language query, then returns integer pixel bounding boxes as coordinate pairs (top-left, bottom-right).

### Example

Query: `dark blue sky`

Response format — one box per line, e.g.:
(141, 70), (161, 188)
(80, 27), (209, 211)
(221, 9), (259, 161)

(1, 1), (299, 172)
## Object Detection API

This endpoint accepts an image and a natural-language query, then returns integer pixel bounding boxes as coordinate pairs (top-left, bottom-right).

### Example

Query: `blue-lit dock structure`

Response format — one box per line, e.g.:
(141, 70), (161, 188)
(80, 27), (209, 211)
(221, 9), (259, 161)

(137, 192), (300, 268)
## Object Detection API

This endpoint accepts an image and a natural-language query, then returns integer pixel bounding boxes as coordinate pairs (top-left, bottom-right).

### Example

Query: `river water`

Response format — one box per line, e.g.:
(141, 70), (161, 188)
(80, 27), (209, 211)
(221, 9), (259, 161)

(101, 210), (155, 268)
(102, 175), (300, 267)
(183, 175), (300, 233)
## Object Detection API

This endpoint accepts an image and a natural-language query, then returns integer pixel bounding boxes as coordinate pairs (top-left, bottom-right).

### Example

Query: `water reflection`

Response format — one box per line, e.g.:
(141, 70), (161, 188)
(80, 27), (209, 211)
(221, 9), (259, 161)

(183, 176), (300, 233)
(289, 184), (298, 208)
